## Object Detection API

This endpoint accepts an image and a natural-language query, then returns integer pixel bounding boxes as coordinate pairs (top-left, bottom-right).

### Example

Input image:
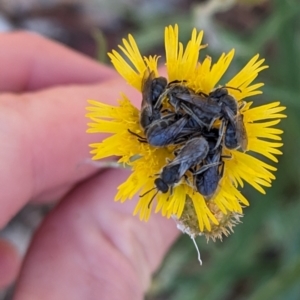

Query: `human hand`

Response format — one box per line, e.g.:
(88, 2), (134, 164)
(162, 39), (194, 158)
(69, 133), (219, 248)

(0, 32), (179, 299)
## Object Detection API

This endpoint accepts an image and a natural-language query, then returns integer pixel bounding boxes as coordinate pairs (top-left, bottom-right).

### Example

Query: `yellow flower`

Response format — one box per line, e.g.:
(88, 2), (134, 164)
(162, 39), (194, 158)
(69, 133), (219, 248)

(86, 24), (286, 241)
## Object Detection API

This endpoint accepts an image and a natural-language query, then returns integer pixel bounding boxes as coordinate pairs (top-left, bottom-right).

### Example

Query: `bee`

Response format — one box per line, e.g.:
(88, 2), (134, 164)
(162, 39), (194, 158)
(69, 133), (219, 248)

(130, 70), (188, 147)
(200, 87), (248, 151)
(224, 114), (248, 151)
(129, 114), (192, 147)
(131, 71), (197, 147)
(140, 69), (168, 129)
(154, 136), (210, 194)
(194, 146), (224, 201)
(208, 87), (239, 116)
(142, 136), (210, 208)
(145, 115), (191, 147)
(155, 82), (223, 130)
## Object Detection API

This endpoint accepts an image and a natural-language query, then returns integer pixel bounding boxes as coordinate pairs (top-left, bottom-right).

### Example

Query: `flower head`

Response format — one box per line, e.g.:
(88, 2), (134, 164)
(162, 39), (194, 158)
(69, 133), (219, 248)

(86, 25), (286, 241)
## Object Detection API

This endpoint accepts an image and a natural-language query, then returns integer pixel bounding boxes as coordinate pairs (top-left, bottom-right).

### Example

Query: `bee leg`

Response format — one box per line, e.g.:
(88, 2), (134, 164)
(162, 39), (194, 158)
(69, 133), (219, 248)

(193, 162), (221, 175)
(154, 90), (167, 110)
(168, 94), (182, 113)
(161, 112), (176, 120)
(174, 97), (182, 113)
(168, 79), (187, 85)
(183, 174), (191, 186)
(166, 158), (173, 164)
(160, 108), (173, 114)
(173, 149), (180, 156)
(219, 161), (225, 179)
(173, 135), (191, 145)
(238, 101), (246, 110)
(211, 120), (226, 151)
(207, 116), (218, 131)
(221, 153), (232, 160)
(169, 186), (174, 196)
(190, 166), (197, 173)
(223, 106), (236, 127)
(198, 91), (208, 97)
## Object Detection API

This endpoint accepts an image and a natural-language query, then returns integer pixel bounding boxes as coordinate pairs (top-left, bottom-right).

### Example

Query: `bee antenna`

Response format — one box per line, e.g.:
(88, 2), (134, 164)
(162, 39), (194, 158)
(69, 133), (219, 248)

(223, 85), (242, 93)
(148, 190), (159, 209)
(140, 187), (156, 198)
(191, 236), (202, 266)
(198, 91), (208, 97)
(128, 129), (146, 140)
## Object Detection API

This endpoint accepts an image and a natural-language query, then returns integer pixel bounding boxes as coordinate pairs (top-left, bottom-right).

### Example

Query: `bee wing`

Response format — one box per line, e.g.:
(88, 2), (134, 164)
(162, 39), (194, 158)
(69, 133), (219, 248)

(168, 137), (209, 177)
(163, 158), (191, 181)
(146, 116), (189, 147)
(176, 92), (206, 108)
(223, 105), (236, 125)
(141, 69), (155, 110)
(162, 117), (189, 144)
(236, 114), (248, 151)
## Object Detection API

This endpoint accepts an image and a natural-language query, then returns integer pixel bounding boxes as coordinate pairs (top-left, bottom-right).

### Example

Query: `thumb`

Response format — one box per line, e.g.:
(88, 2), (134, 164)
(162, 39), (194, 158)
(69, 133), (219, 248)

(13, 168), (179, 300)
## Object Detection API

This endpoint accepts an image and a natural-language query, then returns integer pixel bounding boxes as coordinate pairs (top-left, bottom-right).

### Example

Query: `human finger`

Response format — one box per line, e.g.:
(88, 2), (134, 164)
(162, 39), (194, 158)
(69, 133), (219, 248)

(0, 77), (140, 228)
(0, 31), (115, 92)
(13, 168), (179, 300)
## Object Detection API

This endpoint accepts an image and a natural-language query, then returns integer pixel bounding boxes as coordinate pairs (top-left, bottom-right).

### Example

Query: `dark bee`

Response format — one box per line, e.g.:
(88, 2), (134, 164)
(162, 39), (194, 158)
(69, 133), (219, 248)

(146, 115), (191, 147)
(199, 87), (248, 151)
(130, 113), (192, 147)
(132, 71), (196, 147)
(194, 146), (224, 201)
(140, 69), (168, 129)
(184, 129), (223, 200)
(155, 83), (223, 129)
(224, 114), (248, 151)
(208, 87), (239, 116)
(154, 136), (210, 194)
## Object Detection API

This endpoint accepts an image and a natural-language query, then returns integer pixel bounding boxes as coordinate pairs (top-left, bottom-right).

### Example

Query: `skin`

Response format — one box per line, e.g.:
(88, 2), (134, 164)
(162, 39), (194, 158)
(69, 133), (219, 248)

(0, 32), (179, 300)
